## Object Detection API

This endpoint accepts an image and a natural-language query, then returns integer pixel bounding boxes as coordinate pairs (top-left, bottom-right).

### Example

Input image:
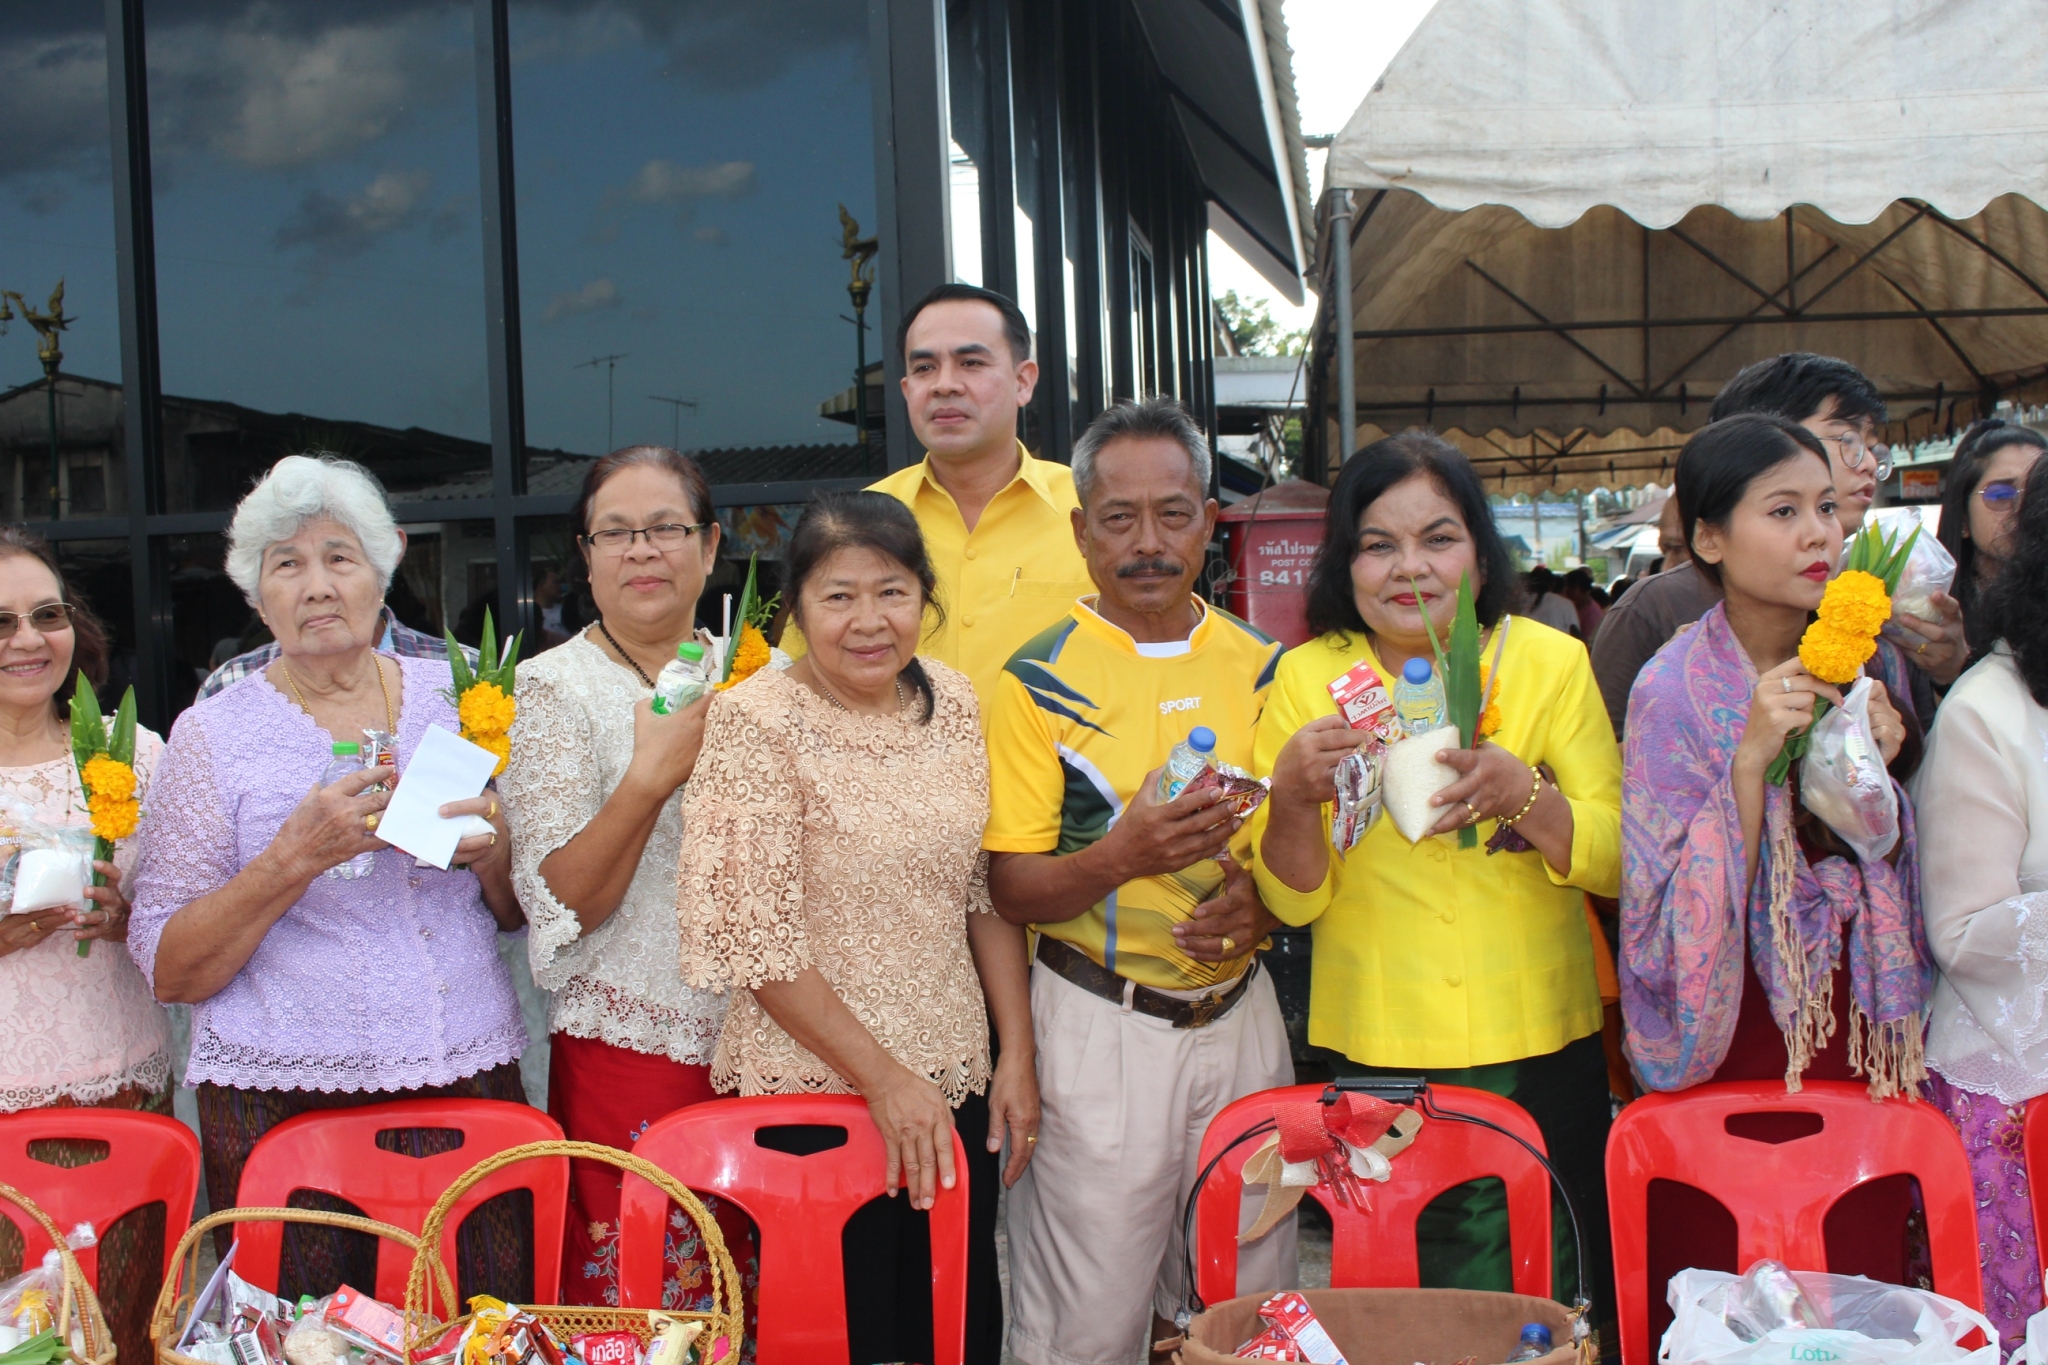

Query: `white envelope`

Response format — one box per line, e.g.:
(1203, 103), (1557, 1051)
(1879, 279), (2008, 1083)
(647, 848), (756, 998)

(376, 724), (499, 870)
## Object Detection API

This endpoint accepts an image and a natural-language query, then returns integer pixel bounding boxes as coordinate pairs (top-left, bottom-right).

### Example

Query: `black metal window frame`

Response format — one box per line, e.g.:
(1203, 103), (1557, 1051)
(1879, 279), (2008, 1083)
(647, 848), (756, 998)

(64, 0), (1219, 729)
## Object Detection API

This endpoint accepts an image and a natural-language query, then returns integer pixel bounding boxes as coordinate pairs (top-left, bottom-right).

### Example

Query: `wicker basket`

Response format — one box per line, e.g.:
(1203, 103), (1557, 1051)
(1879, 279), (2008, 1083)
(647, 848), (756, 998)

(149, 1208), (454, 1365)
(0, 1179), (113, 1365)
(402, 1141), (743, 1365)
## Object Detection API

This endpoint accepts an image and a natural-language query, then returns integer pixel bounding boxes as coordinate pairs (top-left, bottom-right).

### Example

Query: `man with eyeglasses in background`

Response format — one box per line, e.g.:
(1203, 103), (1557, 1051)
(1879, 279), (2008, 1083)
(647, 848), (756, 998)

(1590, 351), (1967, 739)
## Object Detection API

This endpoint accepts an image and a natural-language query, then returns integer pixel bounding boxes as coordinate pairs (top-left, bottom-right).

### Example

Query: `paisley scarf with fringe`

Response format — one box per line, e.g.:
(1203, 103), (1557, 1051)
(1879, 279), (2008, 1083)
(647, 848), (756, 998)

(1620, 602), (1931, 1098)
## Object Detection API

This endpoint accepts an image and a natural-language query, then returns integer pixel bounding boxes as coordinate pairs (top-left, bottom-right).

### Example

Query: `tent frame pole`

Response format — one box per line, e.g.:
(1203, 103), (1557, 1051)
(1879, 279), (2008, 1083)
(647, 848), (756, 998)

(1332, 189), (1356, 466)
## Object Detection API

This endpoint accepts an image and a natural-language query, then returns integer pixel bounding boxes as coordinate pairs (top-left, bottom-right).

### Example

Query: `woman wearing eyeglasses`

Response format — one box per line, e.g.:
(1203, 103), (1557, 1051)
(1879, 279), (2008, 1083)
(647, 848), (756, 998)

(1936, 419), (2048, 665)
(495, 446), (754, 1314)
(0, 527), (169, 1364)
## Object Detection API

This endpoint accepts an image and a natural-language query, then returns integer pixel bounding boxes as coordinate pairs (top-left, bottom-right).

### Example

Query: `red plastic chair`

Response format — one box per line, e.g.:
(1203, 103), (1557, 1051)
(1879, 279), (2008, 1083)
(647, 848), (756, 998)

(234, 1099), (567, 1304)
(1194, 1083), (1553, 1307)
(0, 1109), (200, 1288)
(2014, 1096), (2048, 1278)
(1608, 1081), (1982, 1365)
(619, 1095), (970, 1365)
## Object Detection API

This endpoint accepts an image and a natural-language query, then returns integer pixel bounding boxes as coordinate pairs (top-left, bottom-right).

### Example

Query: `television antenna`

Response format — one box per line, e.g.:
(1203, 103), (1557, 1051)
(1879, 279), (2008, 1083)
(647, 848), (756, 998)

(574, 352), (629, 452)
(648, 394), (699, 450)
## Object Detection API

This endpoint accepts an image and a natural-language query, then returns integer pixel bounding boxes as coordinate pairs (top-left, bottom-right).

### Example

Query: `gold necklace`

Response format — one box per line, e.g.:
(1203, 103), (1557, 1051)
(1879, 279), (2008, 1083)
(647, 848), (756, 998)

(279, 655), (397, 735)
(813, 673), (908, 717)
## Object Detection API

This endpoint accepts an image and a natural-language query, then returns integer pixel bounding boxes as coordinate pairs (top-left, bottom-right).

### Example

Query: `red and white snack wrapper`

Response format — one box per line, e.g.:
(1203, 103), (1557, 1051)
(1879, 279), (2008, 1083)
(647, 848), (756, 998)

(1327, 661), (1397, 854)
(326, 1287), (407, 1361)
(1182, 760), (1271, 819)
(570, 1333), (640, 1365)
(1234, 1291), (1350, 1363)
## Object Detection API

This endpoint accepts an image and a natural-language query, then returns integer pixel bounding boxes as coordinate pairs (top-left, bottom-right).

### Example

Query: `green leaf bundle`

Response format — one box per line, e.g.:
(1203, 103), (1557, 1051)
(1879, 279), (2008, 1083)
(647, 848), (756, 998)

(69, 676), (139, 956)
(1412, 573), (1485, 848)
(443, 608), (522, 703)
(721, 556), (764, 684)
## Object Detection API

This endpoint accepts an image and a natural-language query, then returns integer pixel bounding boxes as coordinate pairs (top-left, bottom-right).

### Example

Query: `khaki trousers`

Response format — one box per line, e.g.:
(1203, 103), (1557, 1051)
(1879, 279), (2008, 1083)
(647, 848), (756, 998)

(1007, 963), (1298, 1365)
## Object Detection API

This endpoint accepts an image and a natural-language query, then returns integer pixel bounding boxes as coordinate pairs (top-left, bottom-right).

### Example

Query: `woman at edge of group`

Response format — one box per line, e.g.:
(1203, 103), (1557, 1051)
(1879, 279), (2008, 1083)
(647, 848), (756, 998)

(678, 492), (1036, 1365)
(496, 446), (757, 1320)
(1935, 418), (2048, 664)
(1251, 430), (1622, 1328)
(129, 455), (530, 1300)
(1620, 414), (1930, 1325)
(0, 528), (168, 1363)
(1915, 459), (2048, 1354)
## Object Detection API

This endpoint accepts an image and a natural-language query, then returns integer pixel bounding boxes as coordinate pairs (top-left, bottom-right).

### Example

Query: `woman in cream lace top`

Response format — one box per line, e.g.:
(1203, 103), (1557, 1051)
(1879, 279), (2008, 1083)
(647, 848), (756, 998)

(497, 446), (747, 1312)
(0, 529), (170, 1364)
(680, 492), (1036, 1365)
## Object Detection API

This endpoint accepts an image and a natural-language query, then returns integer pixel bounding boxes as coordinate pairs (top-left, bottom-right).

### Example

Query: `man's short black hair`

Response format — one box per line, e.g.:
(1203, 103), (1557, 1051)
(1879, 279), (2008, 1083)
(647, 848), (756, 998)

(896, 283), (1032, 365)
(1708, 352), (1886, 428)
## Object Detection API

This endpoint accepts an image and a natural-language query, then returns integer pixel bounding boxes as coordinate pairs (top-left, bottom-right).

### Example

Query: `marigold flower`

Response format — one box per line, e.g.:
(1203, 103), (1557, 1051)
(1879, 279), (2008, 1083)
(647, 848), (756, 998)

(1798, 620), (1878, 684)
(1816, 569), (1891, 638)
(87, 792), (139, 841)
(473, 729), (511, 777)
(1475, 665), (1503, 738)
(81, 754), (137, 803)
(715, 623), (772, 692)
(458, 681), (517, 736)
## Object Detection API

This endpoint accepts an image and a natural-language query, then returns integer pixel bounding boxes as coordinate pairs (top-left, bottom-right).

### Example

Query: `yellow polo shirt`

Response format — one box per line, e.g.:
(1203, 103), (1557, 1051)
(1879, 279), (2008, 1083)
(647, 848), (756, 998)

(1249, 618), (1620, 1069)
(983, 596), (1283, 991)
(874, 445), (1096, 703)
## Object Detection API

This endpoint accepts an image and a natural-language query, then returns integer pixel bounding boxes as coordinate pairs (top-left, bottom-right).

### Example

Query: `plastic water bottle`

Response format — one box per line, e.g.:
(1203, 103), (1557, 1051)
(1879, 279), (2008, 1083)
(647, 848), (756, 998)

(1392, 656), (1448, 736)
(1504, 1323), (1553, 1363)
(322, 743), (376, 880)
(651, 641), (712, 715)
(1154, 726), (1217, 803)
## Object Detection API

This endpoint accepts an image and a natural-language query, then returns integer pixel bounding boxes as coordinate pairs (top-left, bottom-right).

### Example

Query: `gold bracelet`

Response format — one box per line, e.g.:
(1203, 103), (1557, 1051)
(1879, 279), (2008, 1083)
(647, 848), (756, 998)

(1498, 765), (1544, 827)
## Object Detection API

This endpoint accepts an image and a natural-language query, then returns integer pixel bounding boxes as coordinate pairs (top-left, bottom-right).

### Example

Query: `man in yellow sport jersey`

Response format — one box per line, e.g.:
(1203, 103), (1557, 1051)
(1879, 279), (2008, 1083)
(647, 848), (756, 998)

(984, 397), (1293, 1365)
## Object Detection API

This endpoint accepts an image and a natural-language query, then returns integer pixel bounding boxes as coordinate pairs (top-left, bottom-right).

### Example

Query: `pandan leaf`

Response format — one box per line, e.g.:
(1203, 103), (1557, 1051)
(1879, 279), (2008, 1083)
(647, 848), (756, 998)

(69, 673), (105, 769)
(723, 556), (762, 683)
(1448, 574), (1482, 749)
(443, 628), (476, 694)
(108, 687), (137, 766)
(479, 609), (498, 675)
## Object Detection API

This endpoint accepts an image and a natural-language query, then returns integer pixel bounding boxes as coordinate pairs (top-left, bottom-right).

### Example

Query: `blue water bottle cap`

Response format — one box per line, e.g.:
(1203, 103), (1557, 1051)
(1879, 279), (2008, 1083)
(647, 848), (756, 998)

(1188, 726), (1216, 752)
(1402, 656), (1434, 684)
(1520, 1324), (1552, 1345)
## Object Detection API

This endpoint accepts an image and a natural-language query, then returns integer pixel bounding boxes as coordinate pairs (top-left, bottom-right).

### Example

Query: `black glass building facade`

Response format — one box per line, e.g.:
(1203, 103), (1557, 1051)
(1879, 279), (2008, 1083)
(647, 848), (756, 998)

(0, 0), (1306, 727)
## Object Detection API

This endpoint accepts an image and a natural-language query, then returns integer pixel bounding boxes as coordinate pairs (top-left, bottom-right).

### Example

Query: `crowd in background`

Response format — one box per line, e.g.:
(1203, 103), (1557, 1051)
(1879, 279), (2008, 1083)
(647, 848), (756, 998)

(0, 279), (2041, 1365)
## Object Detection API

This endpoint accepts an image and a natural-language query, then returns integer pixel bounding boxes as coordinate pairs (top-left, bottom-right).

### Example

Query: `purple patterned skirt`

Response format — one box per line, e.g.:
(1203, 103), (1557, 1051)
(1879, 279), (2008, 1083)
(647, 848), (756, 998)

(1924, 1071), (2042, 1357)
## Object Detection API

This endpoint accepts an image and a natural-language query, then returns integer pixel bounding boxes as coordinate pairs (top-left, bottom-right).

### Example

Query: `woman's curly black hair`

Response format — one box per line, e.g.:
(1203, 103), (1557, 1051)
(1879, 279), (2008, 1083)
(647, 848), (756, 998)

(1981, 459), (2048, 706)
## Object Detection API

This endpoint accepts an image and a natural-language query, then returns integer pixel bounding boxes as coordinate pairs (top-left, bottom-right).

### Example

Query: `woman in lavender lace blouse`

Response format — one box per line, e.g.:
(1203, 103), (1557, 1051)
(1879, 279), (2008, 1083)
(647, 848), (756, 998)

(130, 456), (530, 1300)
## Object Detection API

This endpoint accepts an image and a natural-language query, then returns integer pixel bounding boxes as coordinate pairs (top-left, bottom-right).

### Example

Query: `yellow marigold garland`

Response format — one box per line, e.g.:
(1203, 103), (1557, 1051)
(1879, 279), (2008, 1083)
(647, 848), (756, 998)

(86, 787), (139, 841)
(1767, 527), (1917, 784)
(715, 623), (771, 692)
(70, 678), (141, 957)
(445, 610), (522, 778)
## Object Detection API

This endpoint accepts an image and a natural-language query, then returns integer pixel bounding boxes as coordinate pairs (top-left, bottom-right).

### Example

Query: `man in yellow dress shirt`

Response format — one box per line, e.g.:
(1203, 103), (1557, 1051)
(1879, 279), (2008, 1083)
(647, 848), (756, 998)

(865, 284), (1098, 702)
(983, 398), (1294, 1365)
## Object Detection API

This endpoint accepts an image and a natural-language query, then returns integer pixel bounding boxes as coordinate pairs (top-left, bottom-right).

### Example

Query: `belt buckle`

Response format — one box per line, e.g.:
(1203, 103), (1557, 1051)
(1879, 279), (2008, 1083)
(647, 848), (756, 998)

(1180, 991), (1225, 1030)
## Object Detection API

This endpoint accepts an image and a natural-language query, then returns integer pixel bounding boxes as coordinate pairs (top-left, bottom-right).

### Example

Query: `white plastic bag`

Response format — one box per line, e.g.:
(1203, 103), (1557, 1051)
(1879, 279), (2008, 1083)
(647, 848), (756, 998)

(2008, 1303), (2048, 1365)
(1889, 531), (1959, 625)
(1800, 677), (1900, 862)
(1662, 1264), (1997, 1365)
(1379, 723), (1461, 843)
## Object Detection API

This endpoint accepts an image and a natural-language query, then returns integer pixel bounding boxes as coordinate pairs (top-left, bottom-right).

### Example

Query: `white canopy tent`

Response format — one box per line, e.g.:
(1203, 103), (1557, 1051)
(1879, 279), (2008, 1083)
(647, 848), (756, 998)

(1315, 0), (2048, 490)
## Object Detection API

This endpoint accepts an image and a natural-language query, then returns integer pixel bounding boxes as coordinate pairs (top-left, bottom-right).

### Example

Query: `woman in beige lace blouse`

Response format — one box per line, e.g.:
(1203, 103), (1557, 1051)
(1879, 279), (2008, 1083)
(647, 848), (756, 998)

(679, 491), (1035, 1365)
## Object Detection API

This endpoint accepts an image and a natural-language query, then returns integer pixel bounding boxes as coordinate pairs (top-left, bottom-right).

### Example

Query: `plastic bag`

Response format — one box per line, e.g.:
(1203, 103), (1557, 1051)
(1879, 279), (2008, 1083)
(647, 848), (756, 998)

(1889, 531), (1958, 625)
(1380, 724), (1462, 843)
(0, 792), (95, 916)
(2008, 1303), (2048, 1365)
(1800, 677), (1901, 862)
(1662, 1263), (1995, 1365)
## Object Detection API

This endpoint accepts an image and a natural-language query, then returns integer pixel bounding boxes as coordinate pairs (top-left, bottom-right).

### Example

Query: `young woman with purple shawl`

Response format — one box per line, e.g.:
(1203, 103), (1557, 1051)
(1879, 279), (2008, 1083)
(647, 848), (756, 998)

(1621, 415), (1932, 1329)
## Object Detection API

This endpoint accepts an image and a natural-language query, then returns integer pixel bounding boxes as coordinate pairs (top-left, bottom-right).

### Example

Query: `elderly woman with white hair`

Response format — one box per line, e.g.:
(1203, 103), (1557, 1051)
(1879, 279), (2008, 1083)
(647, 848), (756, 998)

(129, 455), (531, 1300)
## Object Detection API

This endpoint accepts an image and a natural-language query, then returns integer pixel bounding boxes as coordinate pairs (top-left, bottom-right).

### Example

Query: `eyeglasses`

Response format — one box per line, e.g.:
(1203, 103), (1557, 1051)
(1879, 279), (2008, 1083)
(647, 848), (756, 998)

(578, 523), (712, 553)
(1815, 430), (1895, 481)
(0, 604), (74, 640)
(1980, 480), (2022, 509)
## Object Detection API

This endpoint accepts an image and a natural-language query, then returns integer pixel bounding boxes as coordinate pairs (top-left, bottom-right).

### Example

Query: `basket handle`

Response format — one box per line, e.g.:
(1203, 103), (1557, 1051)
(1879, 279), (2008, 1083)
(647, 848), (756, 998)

(0, 1178), (103, 1355)
(151, 1207), (456, 1351)
(404, 1140), (742, 1336)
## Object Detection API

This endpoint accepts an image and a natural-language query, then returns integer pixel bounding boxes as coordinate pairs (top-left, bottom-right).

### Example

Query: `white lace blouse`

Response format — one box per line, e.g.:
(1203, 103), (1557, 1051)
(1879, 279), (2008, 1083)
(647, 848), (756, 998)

(500, 632), (727, 1064)
(1914, 646), (2048, 1105)
(0, 733), (171, 1110)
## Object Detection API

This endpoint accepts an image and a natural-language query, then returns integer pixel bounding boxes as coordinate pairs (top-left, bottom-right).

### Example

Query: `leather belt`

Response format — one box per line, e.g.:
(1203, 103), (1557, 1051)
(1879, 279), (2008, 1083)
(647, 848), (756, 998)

(1034, 934), (1256, 1030)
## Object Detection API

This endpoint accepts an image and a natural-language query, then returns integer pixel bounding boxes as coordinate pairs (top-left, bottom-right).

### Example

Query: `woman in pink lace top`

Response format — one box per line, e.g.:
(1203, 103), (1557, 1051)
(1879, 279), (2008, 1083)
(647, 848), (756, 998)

(0, 528), (170, 1363)
(129, 456), (530, 1301)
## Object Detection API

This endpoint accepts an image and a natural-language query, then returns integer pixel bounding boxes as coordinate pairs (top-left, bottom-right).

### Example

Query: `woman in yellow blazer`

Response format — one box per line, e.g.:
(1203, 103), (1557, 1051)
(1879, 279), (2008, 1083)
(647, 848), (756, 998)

(1253, 431), (1621, 1324)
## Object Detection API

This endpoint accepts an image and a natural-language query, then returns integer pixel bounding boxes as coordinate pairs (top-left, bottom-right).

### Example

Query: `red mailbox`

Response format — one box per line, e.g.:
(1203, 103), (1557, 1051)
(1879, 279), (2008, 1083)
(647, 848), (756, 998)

(1216, 478), (1330, 649)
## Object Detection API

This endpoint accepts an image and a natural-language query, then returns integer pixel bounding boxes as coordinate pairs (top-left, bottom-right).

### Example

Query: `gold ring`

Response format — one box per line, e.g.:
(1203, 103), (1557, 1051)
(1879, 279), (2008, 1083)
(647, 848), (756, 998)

(1463, 800), (1482, 826)
(365, 812), (380, 831)
(1220, 935), (1236, 954)
(487, 797), (499, 820)
(487, 832), (497, 847)
(1025, 1135), (1037, 1144)
(1916, 641), (1928, 656)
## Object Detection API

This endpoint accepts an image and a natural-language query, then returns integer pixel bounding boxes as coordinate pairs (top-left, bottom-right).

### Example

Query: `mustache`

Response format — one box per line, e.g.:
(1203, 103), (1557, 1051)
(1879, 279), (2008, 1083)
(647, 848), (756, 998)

(1116, 558), (1184, 579)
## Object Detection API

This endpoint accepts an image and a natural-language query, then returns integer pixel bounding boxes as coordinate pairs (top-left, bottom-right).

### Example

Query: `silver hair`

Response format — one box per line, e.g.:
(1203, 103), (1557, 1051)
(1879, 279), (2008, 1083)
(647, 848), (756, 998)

(1070, 397), (1212, 505)
(224, 454), (404, 605)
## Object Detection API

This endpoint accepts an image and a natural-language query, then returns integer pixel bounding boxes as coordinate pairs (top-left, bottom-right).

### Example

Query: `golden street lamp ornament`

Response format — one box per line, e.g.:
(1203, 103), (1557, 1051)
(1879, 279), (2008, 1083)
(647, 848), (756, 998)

(0, 281), (74, 520)
(838, 205), (878, 467)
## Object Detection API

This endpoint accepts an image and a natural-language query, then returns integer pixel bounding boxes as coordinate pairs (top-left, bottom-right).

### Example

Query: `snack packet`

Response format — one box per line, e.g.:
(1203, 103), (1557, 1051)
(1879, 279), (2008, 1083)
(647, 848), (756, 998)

(1327, 661), (1399, 854)
(569, 1333), (639, 1365)
(1235, 1291), (1350, 1363)
(1181, 761), (1271, 821)
(325, 1286), (407, 1364)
